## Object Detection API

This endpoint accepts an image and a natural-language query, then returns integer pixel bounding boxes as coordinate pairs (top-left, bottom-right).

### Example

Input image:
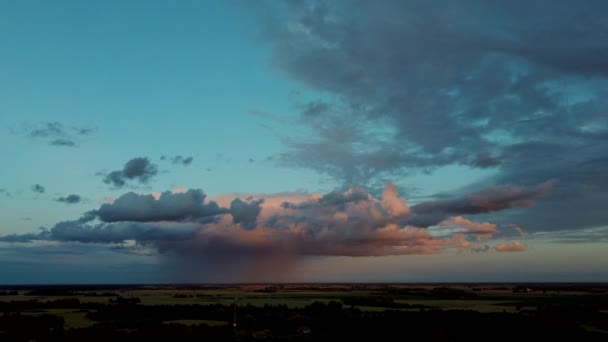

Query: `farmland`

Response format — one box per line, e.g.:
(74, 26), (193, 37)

(1, 283), (607, 340)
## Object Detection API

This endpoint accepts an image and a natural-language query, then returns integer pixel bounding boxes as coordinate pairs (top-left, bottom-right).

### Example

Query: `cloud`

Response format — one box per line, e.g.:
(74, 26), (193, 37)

(31, 184), (45, 194)
(0, 233), (47, 243)
(102, 157), (158, 187)
(512, 226), (529, 238)
(439, 216), (498, 235)
(95, 189), (227, 223)
(530, 227), (608, 244)
(50, 139), (77, 147)
(406, 180), (555, 227)
(0, 188), (11, 197)
(2, 181), (541, 280)
(230, 198), (264, 230)
(494, 241), (527, 252)
(249, 0), (608, 235)
(25, 122), (96, 147)
(56, 194), (82, 204)
(162, 155), (194, 166)
(1, 182), (527, 257)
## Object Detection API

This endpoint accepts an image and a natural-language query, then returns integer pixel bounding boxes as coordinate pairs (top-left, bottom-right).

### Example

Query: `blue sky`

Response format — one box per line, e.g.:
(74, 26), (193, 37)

(1, 0), (608, 283)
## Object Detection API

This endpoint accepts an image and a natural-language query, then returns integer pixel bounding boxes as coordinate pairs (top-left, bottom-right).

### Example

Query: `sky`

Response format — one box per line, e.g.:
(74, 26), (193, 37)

(1, 0), (608, 284)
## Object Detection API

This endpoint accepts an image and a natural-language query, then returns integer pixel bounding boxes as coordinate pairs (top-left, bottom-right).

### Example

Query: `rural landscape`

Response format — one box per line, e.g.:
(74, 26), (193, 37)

(3, 1), (608, 341)
(1, 283), (607, 340)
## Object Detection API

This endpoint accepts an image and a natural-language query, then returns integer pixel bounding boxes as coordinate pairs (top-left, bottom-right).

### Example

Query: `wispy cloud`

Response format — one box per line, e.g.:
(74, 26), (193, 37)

(24, 121), (97, 147)
(161, 155), (194, 166)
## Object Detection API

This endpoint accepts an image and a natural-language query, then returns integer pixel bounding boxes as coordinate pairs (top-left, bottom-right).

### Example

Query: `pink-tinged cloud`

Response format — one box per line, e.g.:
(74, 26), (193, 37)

(494, 241), (527, 252)
(381, 182), (410, 219)
(3, 181), (542, 263)
(513, 226), (529, 238)
(439, 216), (498, 235)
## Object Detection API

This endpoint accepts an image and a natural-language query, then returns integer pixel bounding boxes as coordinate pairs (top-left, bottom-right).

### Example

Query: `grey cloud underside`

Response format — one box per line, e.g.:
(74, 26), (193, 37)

(103, 157), (158, 187)
(96, 190), (227, 223)
(407, 180), (556, 227)
(255, 0), (608, 232)
(1, 189), (261, 244)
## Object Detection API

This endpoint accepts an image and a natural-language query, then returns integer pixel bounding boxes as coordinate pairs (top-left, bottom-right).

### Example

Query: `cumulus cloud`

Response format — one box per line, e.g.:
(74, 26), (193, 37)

(2, 182), (534, 261)
(249, 0), (608, 235)
(25, 121), (96, 147)
(95, 189), (227, 222)
(56, 194), (82, 204)
(494, 241), (527, 252)
(102, 157), (158, 187)
(31, 184), (45, 194)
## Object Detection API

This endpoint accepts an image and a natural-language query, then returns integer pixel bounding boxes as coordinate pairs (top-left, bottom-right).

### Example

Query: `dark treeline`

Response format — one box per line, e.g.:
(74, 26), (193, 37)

(1, 298), (607, 341)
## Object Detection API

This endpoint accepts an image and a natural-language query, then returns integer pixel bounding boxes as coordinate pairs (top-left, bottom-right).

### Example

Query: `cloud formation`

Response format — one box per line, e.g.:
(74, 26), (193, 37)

(2, 180), (544, 280)
(103, 157), (158, 187)
(25, 121), (97, 147)
(96, 189), (226, 223)
(2, 182), (537, 258)
(251, 0), (608, 234)
(56, 194), (82, 204)
(161, 155), (194, 166)
(31, 184), (45, 194)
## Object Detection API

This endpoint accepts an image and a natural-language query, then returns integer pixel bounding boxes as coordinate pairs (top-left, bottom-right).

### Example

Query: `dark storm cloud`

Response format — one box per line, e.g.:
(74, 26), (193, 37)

(250, 0), (608, 233)
(31, 184), (45, 194)
(102, 157), (158, 187)
(56, 194), (82, 204)
(25, 121), (97, 147)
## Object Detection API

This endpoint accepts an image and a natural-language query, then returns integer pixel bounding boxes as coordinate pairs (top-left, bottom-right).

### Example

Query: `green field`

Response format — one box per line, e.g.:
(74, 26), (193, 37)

(21, 309), (96, 329)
